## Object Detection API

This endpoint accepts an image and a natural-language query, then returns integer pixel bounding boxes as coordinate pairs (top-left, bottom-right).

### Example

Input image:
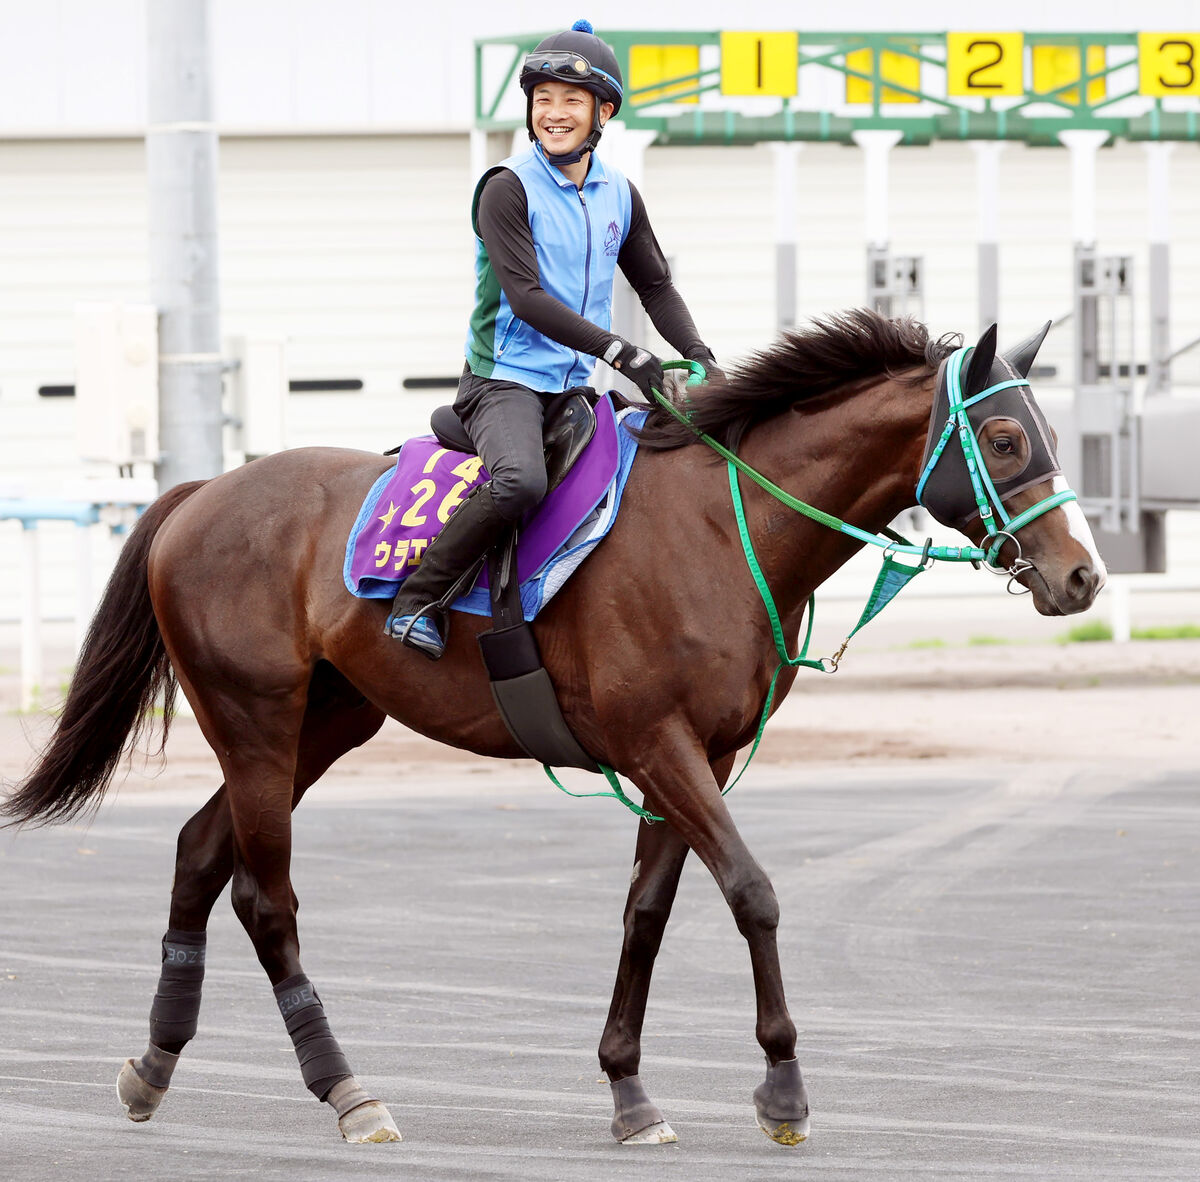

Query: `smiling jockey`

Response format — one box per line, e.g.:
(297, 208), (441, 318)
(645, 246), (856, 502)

(386, 19), (720, 658)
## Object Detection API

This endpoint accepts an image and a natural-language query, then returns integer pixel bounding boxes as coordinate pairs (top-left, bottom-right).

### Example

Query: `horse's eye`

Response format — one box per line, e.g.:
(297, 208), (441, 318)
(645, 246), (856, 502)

(992, 437), (1015, 455)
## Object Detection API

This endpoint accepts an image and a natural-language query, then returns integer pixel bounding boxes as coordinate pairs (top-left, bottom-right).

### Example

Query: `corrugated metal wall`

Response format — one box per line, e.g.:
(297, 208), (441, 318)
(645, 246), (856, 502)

(1, 131), (1198, 624)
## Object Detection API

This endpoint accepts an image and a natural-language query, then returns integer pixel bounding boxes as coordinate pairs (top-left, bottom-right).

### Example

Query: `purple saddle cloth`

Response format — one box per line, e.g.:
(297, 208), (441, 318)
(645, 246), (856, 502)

(344, 393), (620, 600)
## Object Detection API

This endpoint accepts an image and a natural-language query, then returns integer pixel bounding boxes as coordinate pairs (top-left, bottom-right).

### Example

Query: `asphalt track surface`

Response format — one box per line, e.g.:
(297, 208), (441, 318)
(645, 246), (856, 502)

(2, 749), (1199, 1182)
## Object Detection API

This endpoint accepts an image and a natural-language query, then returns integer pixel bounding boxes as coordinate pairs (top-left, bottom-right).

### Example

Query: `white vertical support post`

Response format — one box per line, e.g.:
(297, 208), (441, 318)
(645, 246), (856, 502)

(771, 143), (801, 332)
(971, 140), (1004, 335)
(1144, 141), (1174, 397)
(852, 129), (903, 315)
(1058, 128), (1109, 248)
(469, 127), (489, 182)
(20, 526), (42, 711)
(599, 123), (656, 393)
(1108, 577), (1131, 643)
(851, 129), (903, 250)
(603, 121), (655, 189)
(74, 523), (93, 656)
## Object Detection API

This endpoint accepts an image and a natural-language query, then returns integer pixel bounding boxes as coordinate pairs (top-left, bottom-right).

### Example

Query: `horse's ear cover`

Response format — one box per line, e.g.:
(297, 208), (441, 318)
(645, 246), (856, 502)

(963, 323), (998, 397)
(1002, 320), (1052, 379)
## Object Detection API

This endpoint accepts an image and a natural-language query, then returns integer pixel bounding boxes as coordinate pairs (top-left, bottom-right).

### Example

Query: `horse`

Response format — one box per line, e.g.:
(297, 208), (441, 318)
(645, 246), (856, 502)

(1, 310), (1105, 1147)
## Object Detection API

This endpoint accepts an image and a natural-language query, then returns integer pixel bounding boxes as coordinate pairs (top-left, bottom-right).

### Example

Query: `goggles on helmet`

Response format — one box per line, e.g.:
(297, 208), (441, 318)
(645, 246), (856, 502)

(519, 50), (622, 102)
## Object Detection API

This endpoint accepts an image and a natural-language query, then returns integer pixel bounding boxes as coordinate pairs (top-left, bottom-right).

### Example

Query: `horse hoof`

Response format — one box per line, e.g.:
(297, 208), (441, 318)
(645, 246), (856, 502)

(756, 1114), (809, 1146)
(117, 1059), (167, 1122)
(338, 1100), (403, 1143)
(620, 1120), (678, 1145)
(753, 1057), (809, 1146)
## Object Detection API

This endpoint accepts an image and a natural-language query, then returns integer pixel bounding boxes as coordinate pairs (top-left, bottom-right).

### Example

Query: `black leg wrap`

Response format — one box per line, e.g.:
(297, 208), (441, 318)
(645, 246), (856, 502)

(274, 973), (353, 1102)
(147, 929), (206, 1048)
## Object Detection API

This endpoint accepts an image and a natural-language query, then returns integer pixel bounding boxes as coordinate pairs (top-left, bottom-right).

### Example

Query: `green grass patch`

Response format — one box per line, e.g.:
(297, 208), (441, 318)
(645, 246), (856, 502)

(1130, 623), (1200, 640)
(968, 634), (1009, 647)
(1058, 621), (1114, 644)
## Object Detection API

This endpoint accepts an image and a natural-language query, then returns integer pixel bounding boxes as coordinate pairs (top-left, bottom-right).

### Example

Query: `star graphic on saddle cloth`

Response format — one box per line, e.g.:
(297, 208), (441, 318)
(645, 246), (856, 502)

(378, 500), (399, 530)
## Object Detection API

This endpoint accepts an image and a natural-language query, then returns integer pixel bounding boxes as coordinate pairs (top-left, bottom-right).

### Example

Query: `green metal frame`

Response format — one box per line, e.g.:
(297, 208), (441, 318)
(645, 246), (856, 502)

(475, 29), (1200, 146)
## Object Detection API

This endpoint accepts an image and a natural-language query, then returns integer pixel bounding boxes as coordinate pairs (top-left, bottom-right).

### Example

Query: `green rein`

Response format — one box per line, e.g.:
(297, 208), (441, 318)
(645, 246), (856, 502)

(548, 354), (1076, 822)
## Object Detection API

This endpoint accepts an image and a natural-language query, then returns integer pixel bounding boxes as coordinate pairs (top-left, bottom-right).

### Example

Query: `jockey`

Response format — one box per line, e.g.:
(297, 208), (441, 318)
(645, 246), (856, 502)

(386, 19), (720, 658)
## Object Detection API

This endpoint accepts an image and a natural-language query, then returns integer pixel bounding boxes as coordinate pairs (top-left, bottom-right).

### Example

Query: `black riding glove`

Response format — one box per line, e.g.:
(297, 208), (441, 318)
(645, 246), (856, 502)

(603, 337), (665, 402)
(687, 347), (724, 384)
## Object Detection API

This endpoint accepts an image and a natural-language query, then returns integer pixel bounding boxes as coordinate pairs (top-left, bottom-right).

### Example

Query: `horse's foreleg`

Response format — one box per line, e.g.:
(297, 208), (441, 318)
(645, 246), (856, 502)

(598, 817), (690, 1145)
(627, 732), (809, 1147)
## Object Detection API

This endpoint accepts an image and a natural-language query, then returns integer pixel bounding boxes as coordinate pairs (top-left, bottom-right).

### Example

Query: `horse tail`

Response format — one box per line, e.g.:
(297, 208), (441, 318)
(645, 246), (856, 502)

(1, 480), (206, 828)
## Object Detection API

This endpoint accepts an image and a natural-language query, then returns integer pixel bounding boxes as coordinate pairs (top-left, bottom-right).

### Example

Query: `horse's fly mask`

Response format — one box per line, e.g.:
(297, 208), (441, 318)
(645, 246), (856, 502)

(917, 322), (1064, 535)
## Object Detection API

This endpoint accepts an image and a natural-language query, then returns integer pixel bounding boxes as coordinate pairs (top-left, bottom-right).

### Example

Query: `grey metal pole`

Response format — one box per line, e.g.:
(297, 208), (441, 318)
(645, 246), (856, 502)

(147, 0), (223, 492)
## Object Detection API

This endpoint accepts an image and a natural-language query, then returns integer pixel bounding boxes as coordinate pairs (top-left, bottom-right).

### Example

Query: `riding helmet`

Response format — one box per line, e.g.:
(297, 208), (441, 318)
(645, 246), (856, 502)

(520, 20), (624, 161)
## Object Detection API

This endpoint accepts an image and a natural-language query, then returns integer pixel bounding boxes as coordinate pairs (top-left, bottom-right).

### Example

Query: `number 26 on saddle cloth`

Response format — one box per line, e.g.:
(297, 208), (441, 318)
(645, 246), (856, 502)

(343, 393), (629, 620)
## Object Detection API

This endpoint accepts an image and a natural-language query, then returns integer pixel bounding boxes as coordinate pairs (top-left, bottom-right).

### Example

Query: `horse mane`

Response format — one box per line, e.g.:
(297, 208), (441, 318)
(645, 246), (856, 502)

(637, 309), (961, 452)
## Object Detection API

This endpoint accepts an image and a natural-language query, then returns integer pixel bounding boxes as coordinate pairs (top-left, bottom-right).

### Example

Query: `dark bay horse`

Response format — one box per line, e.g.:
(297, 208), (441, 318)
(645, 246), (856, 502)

(2, 311), (1104, 1147)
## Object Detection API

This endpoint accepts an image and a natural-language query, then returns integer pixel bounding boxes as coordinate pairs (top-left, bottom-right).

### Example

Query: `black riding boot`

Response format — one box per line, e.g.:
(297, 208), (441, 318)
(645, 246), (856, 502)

(384, 482), (509, 658)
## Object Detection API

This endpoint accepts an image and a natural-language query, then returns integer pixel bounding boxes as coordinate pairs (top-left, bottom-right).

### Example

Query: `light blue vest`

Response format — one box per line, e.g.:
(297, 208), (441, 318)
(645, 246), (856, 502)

(465, 144), (632, 391)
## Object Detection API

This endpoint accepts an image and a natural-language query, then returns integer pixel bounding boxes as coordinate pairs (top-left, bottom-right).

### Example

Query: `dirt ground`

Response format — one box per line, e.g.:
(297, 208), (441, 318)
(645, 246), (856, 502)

(1, 625), (1195, 797)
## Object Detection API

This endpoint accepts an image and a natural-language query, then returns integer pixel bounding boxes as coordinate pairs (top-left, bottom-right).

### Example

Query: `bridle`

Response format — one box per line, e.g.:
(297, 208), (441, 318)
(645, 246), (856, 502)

(916, 345), (1079, 592)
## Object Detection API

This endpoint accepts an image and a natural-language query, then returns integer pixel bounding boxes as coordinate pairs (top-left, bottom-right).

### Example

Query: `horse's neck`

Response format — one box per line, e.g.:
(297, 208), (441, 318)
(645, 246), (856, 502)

(733, 374), (932, 617)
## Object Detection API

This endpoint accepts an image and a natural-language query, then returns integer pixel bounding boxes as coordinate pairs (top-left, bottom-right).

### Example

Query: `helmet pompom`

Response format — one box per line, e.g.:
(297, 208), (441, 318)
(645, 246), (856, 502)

(571, 19), (594, 34)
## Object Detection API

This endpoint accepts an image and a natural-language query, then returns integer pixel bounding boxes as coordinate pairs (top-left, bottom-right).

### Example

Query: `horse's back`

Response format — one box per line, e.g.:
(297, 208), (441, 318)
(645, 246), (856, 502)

(146, 447), (392, 678)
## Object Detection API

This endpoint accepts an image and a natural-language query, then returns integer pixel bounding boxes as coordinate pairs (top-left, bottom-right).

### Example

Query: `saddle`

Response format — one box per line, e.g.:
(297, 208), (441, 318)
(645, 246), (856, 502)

(428, 390), (601, 773)
(429, 388), (598, 496)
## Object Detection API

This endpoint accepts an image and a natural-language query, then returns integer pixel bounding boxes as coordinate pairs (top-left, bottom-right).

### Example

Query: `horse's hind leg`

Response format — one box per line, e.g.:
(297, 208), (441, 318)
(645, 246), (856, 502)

(118, 669), (391, 1139)
(117, 786), (234, 1121)
(598, 816), (690, 1145)
(225, 706), (401, 1142)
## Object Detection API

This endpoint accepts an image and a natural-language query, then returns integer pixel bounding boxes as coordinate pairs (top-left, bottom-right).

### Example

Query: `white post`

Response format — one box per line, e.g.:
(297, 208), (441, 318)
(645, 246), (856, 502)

(601, 121), (656, 189)
(1057, 128), (1109, 248)
(851, 129), (904, 249)
(1108, 577), (1131, 643)
(772, 143), (802, 331)
(1144, 141), (1174, 397)
(470, 127), (489, 182)
(74, 523), (94, 656)
(20, 527), (42, 711)
(599, 123), (657, 393)
(970, 141), (1004, 335)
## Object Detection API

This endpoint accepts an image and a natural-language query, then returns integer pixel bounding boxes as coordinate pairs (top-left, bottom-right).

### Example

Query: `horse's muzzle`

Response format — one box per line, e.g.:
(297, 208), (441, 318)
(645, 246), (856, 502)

(1024, 560), (1105, 616)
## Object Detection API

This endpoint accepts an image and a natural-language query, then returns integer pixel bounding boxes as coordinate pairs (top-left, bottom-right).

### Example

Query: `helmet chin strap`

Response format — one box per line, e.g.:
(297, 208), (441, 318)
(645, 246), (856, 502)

(525, 101), (606, 167)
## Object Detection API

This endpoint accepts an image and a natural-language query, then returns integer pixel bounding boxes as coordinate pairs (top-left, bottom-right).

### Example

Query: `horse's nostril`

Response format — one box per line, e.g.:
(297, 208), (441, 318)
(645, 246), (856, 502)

(1068, 564), (1099, 602)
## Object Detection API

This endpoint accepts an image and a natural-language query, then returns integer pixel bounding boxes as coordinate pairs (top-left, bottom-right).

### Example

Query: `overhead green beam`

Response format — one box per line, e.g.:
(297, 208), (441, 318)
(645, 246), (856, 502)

(475, 29), (1200, 145)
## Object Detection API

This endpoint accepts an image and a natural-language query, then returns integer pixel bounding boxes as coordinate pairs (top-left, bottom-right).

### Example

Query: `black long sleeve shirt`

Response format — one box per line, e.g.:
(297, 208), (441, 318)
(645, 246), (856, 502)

(475, 168), (709, 363)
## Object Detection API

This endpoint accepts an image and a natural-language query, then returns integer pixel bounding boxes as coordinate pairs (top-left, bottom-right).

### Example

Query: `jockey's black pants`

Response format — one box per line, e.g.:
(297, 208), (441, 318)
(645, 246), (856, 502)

(453, 366), (549, 524)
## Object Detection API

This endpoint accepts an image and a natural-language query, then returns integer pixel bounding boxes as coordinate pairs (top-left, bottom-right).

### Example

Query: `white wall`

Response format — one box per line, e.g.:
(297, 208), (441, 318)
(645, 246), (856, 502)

(4, 1), (1200, 134)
